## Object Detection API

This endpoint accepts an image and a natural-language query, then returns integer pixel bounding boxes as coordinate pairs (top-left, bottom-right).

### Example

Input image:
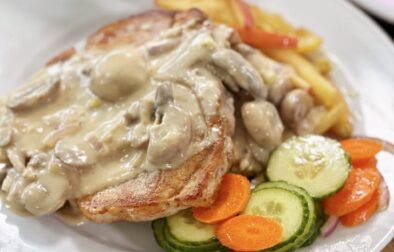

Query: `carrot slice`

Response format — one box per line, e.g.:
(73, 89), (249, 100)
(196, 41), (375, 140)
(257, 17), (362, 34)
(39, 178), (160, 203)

(353, 157), (378, 169)
(193, 173), (251, 224)
(323, 166), (381, 216)
(341, 138), (383, 164)
(340, 190), (380, 227)
(216, 215), (283, 251)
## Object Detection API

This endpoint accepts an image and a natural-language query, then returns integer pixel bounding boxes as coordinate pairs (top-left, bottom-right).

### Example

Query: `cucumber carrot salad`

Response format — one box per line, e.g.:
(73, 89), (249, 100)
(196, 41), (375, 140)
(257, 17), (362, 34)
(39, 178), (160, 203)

(152, 1), (392, 251)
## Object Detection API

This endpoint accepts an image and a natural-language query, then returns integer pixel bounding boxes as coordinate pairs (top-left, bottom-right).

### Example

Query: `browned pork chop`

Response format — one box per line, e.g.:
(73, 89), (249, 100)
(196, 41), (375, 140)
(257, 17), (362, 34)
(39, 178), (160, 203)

(45, 9), (233, 222)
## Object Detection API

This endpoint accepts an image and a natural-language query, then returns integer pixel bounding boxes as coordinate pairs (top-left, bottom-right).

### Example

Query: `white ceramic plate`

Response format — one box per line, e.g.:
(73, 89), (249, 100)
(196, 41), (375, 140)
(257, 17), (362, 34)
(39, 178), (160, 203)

(0, 0), (393, 251)
(350, 0), (394, 24)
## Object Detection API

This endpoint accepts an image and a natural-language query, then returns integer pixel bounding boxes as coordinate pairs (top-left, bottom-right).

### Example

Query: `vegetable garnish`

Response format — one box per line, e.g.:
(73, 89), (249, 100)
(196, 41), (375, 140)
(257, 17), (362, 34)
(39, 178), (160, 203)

(229, 0), (254, 28)
(193, 173), (251, 224)
(323, 166), (381, 217)
(378, 176), (390, 212)
(341, 138), (383, 164)
(354, 157), (378, 169)
(216, 215), (283, 251)
(340, 190), (380, 227)
(320, 216), (339, 238)
(236, 27), (298, 49)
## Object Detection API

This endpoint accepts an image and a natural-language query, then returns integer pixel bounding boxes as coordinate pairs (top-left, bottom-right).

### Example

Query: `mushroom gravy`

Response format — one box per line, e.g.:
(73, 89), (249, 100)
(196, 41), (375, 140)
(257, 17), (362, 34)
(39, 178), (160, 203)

(0, 21), (237, 216)
(0, 18), (317, 217)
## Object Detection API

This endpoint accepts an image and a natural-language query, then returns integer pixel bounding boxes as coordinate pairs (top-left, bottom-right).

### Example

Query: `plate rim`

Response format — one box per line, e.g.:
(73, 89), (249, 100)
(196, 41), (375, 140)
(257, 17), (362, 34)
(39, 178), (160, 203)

(0, 0), (393, 251)
(350, 0), (394, 24)
(320, 0), (394, 250)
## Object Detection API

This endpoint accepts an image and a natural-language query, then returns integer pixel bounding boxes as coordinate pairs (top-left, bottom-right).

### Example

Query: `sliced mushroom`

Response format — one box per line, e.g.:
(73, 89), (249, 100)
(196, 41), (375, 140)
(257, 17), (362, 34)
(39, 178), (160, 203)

(154, 83), (173, 121)
(241, 100), (284, 149)
(147, 38), (180, 56)
(140, 98), (155, 125)
(212, 49), (267, 99)
(90, 49), (148, 102)
(6, 148), (26, 173)
(280, 89), (314, 131)
(237, 44), (294, 104)
(85, 113), (130, 154)
(268, 80), (293, 106)
(155, 84), (173, 107)
(237, 44), (293, 86)
(43, 122), (81, 148)
(237, 150), (263, 176)
(0, 149), (7, 163)
(21, 157), (70, 216)
(212, 25), (239, 47)
(0, 127), (12, 147)
(156, 32), (219, 82)
(231, 116), (249, 165)
(126, 94), (158, 148)
(204, 63), (240, 93)
(128, 124), (150, 148)
(124, 102), (140, 124)
(6, 172), (31, 209)
(0, 163), (8, 183)
(248, 139), (271, 165)
(298, 106), (326, 134)
(1, 169), (16, 193)
(55, 141), (94, 167)
(7, 80), (60, 111)
(26, 153), (50, 171)
(0, 107), (13, 146)
(147, 104), (191, 166)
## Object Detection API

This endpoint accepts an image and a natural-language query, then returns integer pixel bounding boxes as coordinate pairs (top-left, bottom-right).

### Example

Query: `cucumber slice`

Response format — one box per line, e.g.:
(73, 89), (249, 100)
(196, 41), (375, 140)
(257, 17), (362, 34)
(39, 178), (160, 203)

(267, 135), (350, 199)
(243, 186), (309, 250)
(167, 210), (217, 243)
(254, 181), (317, 251)
(301, 203), (325, 248)
(165, 210), (221, 252)
(152, 219), (180, 252)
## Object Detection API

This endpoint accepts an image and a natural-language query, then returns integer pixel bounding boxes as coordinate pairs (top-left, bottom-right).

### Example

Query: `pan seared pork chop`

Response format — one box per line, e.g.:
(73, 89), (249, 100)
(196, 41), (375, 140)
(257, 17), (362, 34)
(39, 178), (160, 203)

(0, 6), (308, 223)
(0, 8), (274, 223)
(75, 9), (235, 222)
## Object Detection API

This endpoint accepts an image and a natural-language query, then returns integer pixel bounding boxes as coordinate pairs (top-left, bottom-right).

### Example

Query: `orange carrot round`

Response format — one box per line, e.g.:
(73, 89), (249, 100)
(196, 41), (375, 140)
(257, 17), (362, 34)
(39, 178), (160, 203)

(216, 215), (283, 251)
(341, 138), (383, 164)
(193, 173), (251, 224)
(354, 157), (378, 169)
(323, 166), (381, 216)
(340, 190), (380, 227)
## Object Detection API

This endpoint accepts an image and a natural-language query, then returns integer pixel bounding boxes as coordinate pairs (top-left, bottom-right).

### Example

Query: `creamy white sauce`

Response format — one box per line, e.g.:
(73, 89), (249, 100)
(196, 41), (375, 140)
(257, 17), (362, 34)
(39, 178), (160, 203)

(0, 22), (239, 216)
(0, 19), (297, 218)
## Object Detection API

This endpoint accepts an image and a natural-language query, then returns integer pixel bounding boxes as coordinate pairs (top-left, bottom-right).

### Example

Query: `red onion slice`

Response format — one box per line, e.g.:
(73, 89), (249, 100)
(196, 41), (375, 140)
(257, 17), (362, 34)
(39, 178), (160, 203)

(320, 216), (339, 238)
(378, 176), (390, 212)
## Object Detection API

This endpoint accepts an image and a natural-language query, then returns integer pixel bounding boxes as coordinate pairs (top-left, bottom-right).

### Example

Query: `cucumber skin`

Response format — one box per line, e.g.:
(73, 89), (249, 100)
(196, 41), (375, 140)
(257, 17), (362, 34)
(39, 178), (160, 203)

(153, 218), (225, 252)
(254, 181), (317, 252)
(266, 135), (351, 200)
(152, 219), (181, 252)
(164, 220), (221, 252)
(301, 203), (326, 248)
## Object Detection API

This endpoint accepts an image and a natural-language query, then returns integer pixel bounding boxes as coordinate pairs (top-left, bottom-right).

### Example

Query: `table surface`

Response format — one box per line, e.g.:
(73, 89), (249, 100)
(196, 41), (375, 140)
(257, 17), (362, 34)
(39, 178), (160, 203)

(352, 4), (394, 252)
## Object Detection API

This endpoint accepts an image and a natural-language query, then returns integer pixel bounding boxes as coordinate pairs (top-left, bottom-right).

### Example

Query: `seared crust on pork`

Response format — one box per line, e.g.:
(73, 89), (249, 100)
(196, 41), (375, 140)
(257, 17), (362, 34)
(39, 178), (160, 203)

(47, 9), (232, 222)
(77, 128), (231, 222)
